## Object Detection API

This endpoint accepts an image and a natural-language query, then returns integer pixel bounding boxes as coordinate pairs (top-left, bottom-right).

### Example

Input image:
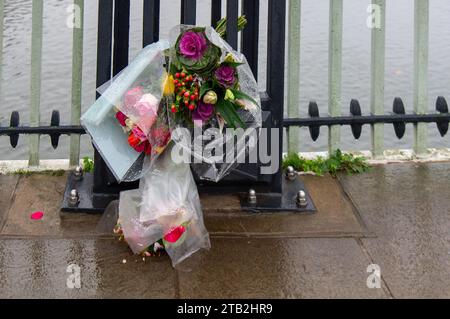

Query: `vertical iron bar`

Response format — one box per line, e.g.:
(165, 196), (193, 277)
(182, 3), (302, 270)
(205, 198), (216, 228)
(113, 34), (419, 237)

(266, 0), (286, 194)
(242, 0), (259, 76)
(113, 0), (130, 75)
(181, 0), (196, 25)
(69, 0), (84, 167)
(0, 0), (4, 107)
(143, 0), (160, 46)
(29, 0), (44, 166)
(287, 0), (301, 153)
(94, 0), (114, 193)
(226, 0), (238, 50)
(370, 0), (385, 158)
(211, 0), (222, 27)
(413, 0), (429, 156)
(328, 0), (343, 153)
(96, 0), (113, 96)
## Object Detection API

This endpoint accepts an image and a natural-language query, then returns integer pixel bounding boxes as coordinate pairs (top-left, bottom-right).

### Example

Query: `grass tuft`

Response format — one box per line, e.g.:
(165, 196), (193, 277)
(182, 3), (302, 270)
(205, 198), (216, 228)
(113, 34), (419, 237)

(282, 149), (370, 177)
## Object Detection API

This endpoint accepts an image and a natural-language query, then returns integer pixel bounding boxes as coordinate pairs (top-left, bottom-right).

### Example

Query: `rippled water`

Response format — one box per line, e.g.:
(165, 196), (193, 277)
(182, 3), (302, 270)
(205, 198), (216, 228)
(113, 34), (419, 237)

(0, 0), (449, 160)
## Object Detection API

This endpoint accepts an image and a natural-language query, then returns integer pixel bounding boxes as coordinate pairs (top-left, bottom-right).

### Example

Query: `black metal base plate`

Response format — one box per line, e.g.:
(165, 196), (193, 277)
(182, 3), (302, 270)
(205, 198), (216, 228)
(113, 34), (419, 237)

(61, 172), (104, 214)
(61, 172), (316, 214)
(239, 177), (316, 213)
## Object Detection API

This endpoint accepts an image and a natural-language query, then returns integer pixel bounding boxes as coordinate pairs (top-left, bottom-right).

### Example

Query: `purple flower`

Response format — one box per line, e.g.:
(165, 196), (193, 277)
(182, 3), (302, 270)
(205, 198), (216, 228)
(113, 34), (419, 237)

(179, 31), (208, 60)
(214, 65), (236, 88)
(192, 101), (214, 123)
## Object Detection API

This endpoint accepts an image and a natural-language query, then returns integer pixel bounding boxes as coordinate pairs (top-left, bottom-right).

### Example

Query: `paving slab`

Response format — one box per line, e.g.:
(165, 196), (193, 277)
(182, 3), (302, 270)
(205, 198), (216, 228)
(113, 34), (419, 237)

(177, 237), (388, 298)
(0, 175), (19, 230)
(0, 238), (176, 298)
(339, 162), (450, 298)
(202, 175), (366, 237)
(1, 174), (74, 236)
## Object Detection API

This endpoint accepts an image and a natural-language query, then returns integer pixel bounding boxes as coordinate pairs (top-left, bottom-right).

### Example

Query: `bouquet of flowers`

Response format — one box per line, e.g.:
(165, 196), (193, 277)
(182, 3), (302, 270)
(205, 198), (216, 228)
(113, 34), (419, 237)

(83, 23), (261, 267)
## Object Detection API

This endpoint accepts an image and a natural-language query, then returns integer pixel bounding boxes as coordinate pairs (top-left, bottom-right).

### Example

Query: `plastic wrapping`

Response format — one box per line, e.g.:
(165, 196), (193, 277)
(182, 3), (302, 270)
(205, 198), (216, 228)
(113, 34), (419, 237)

(82, 25), (261, 267)
(80, 40), (170, 182)
(113, 143), (210, 267)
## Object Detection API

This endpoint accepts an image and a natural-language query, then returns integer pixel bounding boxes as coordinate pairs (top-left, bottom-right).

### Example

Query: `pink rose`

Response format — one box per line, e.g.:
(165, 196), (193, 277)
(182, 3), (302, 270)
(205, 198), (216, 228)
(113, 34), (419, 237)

(124, 86), (144, 109)
(134, 94), (159, 117)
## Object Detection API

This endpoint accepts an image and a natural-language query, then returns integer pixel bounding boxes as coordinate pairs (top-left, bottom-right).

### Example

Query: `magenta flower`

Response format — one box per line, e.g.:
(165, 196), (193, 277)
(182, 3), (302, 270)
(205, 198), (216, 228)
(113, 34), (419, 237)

(214, 65), (237, 88)
(179, 31), (208, 60)
(192, 101), (214, 123)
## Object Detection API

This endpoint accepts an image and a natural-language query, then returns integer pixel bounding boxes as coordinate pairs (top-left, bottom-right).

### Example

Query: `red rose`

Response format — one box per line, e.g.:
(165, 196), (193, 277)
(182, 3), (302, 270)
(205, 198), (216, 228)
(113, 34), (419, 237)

(115, 111), (128, 126)
(144, 141), (152, 155)
(128, 132), (140, 148)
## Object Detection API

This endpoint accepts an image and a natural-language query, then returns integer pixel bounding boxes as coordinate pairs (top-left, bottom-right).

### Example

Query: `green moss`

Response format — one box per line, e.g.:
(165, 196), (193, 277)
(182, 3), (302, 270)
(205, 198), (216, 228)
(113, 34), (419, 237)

(282, 149), (370, 177)
(13, 169), (66, 177)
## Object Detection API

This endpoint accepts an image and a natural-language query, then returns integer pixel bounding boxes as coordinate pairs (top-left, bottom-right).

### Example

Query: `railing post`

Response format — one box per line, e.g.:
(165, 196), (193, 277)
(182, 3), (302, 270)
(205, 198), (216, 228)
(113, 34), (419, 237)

(69, 0), (84, 167)
(226, 0), (238, 50)
(328, 0), (343, 154)
(0, 0), (4, 104)
(29, 0), (44, 166)
(287, 0), (301, 153)
(242, 0), (259, 77)
(413, 0), (429, 156)
(370, 0), (385, 158)
(267, 0), (286, 194)
(143, 0), (160, 46)
(211, 0), (222, 27)
(181, 0), (196, 25)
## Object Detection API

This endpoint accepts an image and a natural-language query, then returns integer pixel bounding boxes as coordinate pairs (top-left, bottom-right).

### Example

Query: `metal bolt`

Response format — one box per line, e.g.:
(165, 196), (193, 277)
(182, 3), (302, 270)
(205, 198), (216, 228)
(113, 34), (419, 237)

(296, 190), (307, 208)
(248, 189), (257, 204)
(73, 166), (83, 181)
(68, 189), (80, 207)
(285, 166), (297, 181)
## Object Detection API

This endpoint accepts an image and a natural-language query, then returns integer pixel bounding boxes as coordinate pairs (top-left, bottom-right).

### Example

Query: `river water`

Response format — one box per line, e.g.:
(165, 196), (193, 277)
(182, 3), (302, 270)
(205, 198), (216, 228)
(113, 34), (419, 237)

(0, 0), (449, 160)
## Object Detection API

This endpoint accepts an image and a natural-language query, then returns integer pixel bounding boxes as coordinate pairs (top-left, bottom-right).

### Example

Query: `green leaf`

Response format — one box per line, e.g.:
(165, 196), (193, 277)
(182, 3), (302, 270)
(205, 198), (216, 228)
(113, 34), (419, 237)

(229, 89), (259, 108)
(222, 61), (244, 68)
(215, 98), (246, 128)
(200, 82), (212, 98)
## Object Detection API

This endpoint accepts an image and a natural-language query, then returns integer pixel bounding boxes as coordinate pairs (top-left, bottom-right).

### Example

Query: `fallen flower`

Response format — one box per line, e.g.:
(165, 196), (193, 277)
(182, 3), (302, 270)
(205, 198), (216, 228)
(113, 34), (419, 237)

(30, 211), (44, 220)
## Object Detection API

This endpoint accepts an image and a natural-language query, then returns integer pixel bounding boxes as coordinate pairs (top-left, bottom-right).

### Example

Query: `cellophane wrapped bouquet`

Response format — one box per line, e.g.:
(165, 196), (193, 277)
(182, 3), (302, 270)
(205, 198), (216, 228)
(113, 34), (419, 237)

(82, 22), (261, 267)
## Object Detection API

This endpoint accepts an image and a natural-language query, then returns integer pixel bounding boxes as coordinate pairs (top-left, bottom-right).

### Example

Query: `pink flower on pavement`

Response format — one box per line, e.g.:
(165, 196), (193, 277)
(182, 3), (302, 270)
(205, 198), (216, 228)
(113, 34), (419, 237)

(31, 211), (44, 220)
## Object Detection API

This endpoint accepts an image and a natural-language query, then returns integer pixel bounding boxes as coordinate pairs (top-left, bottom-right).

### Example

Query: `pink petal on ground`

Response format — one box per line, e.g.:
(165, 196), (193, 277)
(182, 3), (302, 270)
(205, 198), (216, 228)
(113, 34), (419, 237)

(30, 211), (44, 220)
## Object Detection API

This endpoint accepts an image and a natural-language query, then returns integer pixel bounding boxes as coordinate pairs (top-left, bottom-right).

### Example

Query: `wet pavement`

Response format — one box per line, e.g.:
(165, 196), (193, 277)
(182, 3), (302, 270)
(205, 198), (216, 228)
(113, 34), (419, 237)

(0, 162), (449, 298)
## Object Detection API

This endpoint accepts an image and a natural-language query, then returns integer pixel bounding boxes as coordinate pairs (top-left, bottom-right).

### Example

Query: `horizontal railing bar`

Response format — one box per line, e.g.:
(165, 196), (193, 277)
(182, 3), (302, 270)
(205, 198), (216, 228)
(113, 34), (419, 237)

(0, 126), (86, 135)
(2, 113), (449, 135)
(283, 114), (450, 127)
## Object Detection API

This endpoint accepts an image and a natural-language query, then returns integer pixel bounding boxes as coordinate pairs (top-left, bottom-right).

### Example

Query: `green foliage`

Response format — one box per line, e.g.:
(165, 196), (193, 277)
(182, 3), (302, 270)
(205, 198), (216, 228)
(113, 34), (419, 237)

(215, 98), (246, 128)
(215, 16), (248, 38)
(82, 156), (94, 173)
(282, 149), (370, 177)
